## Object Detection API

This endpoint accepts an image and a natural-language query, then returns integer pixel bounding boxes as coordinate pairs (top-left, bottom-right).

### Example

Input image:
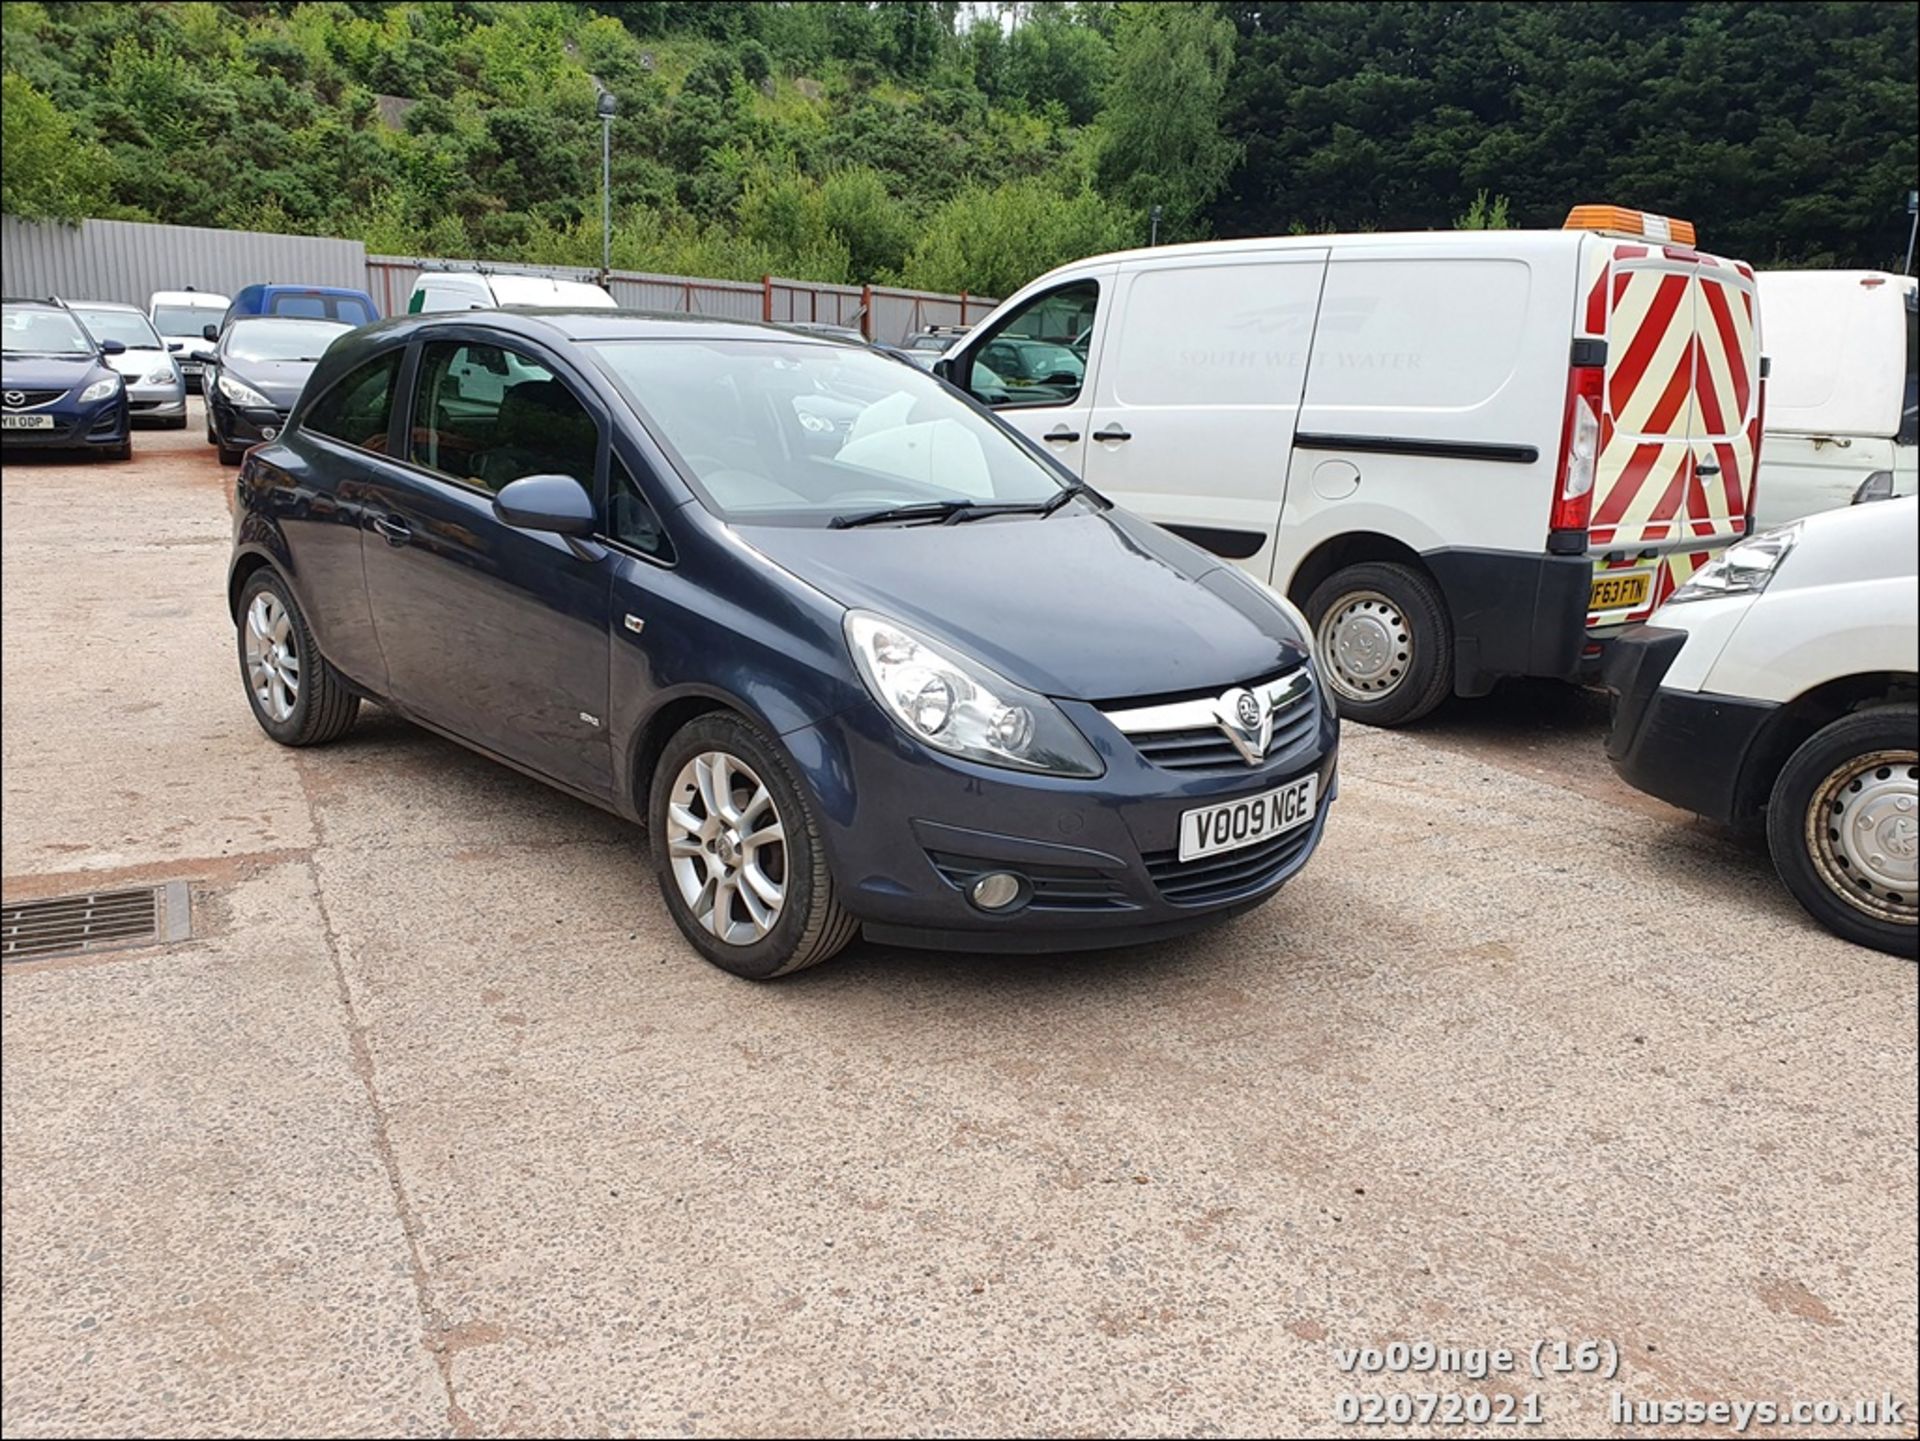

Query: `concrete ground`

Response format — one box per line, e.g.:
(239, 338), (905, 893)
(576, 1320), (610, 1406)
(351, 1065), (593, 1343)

(3, 410), (1915, 1438)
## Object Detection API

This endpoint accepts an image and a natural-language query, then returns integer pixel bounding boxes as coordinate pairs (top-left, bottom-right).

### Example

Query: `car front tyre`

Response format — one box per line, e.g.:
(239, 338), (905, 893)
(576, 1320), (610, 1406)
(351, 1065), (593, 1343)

(1305, 561), (1454, 727)
(235, 569), (359, 747)
(649, 712), (859, 980)
(1766, 704), (1918, 959)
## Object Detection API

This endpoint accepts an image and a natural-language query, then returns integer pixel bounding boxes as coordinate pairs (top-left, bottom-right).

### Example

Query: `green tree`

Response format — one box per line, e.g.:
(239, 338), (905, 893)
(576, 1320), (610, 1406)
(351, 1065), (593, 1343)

(1455, 190), (1511, 230)
(903, 176), (1136, 296)
(0, 71), (114, 221)
(1095, 2), (1239, 240)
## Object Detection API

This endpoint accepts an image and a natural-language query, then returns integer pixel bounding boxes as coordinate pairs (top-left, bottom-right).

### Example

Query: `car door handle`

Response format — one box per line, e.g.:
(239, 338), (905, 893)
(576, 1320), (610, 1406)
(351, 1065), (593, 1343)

(1042, 426), (1081, 444)
(371, 515), (412, 546)
(1695, 461), (1721, 476)
(1092, 425), (1132, 443)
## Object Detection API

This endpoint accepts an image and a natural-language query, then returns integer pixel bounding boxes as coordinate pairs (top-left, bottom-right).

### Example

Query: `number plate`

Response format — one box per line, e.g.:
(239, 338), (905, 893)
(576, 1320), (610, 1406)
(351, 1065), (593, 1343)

(1, 414), (55, 430)
(1589, 571), (1652, 611)
(1178, 774), (1319, 863)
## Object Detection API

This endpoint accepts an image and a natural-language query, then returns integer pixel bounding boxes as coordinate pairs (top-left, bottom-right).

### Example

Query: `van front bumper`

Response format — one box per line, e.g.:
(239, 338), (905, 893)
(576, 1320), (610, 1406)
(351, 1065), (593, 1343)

(1602, 624), (1777, 824)
(784, 696), (1339, 952)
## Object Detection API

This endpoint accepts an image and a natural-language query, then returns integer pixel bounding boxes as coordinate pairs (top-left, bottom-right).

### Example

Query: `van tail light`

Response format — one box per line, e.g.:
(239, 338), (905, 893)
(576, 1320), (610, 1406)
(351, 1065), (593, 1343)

(1549, 360), (1606, 554)
(1744, 361), (1769, 536)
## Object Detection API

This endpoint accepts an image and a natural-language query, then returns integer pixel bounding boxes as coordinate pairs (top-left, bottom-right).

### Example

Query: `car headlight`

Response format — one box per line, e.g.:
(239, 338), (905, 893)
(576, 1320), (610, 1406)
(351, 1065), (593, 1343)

(142, 365), (177, 386)
(78, 376), (122, 404)
(844, 610), (1103, 777)
(218, 373), (272, 408)
(1667, 524), (1801, 604)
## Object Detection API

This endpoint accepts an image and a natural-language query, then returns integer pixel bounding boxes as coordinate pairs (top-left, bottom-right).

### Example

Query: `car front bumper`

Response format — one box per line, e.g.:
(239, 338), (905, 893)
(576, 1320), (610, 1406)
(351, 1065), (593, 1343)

(210, 392), (290, 447)
(128, 379), (187, 420)
(1602, 624), (1778, 825)
(784, 693), (1340, 952)
(1, 396), (129, 452)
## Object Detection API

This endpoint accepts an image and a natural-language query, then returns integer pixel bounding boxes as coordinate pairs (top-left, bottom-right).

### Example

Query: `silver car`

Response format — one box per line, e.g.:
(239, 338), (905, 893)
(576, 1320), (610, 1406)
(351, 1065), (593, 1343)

(70, 302), (187, 428)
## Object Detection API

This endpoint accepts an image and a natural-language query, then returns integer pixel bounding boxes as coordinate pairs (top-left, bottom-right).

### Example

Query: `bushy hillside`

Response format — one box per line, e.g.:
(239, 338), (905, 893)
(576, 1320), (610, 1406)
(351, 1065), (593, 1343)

(2, 1), (1914, 294)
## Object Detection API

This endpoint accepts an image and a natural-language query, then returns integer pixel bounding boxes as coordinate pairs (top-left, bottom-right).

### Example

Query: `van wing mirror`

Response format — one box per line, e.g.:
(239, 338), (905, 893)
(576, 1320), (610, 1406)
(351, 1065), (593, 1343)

(931, 356), (954, 382)
(492, 474), (596, 536)
(202, 323), (220, 342)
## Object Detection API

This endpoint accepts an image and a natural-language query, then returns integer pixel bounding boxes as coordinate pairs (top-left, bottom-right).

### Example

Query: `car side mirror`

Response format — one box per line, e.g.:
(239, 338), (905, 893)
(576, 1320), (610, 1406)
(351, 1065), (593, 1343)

(203, 323), (220, 342)
(191, 347), (217, 364)
(931, 357), (953, 382)
(166, 340), (184, 352)
(493, 473), (596, 537)
(99, 339), (127, 356)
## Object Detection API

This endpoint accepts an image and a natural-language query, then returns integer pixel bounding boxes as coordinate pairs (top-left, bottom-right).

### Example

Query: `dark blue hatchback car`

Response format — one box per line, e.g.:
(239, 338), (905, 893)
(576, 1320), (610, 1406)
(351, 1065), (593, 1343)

(228, 311), (1338, 977)
(2, 298), (133, 461)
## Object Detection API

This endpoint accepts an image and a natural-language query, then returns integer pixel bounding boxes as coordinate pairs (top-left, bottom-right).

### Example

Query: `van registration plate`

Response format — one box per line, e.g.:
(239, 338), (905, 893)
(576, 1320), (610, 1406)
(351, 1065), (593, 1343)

(1, 414), (55, 430)
(1178, 774), (1319, 863)
(1589, 571), (1652, 611)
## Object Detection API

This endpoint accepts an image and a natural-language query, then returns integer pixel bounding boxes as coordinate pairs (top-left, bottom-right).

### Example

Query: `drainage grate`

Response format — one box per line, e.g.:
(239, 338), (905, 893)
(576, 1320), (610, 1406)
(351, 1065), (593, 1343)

(1, 881), (190, 963)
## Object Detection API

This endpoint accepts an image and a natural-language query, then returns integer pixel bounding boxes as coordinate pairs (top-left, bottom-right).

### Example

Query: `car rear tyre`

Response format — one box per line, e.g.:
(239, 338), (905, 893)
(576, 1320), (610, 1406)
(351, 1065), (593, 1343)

(649, 712), (858, 980)
(236, 569), (359, 747)
(1305, 561), (1453, 727)
(1766, 705), (1918, 959)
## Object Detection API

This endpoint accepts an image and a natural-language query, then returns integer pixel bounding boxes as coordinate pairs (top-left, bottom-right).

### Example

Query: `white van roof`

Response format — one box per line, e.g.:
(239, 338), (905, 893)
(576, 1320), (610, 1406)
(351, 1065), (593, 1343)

(418, 270), (617, 309)
(148, 290), (229, 309)
(1757, 270), (1914, 437)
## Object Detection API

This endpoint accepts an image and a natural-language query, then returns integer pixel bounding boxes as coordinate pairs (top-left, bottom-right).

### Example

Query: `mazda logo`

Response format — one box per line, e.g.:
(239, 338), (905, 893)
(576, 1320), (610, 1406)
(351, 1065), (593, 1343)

(2, 391), (24, 409)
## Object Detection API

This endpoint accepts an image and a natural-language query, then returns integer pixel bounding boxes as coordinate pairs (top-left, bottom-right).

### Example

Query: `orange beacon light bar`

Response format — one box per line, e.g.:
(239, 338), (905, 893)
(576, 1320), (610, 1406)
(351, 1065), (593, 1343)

(1563, 204), (1697, 247)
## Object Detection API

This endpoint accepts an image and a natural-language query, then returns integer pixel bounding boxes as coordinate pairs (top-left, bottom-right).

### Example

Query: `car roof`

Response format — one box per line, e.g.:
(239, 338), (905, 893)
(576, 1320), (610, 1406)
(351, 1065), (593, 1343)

(229, 314), (353, 326)
(2, 296), (66, 309)
(68, 299), (142, 313)
(342, 308), (853, 347)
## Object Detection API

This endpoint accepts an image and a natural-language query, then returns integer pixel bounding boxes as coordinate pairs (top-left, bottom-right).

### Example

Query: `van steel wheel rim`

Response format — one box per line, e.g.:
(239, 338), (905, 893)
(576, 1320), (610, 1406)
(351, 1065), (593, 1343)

(1318, 590), (1412, 702)
(1806, 749), (1919, 925)
(244, 592), (300, 723)
(665, 751), (787, 945)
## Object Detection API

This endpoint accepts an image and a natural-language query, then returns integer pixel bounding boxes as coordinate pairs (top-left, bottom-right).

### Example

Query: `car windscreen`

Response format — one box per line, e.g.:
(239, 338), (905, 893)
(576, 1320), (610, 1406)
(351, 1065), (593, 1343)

(224, 319), (351, 364)
(268, 292), (375, 325)
(73, 308), (163, 350)
(2, 304), (95, 355)
(587, 338), (1071, 526)
(152, 305), (221, 336)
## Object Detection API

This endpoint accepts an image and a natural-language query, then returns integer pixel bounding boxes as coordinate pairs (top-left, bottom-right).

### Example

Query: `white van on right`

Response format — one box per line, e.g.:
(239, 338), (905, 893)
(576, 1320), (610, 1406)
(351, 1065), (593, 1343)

(1605, 496), (1917, 957)
(1751, 270), (1917, 526)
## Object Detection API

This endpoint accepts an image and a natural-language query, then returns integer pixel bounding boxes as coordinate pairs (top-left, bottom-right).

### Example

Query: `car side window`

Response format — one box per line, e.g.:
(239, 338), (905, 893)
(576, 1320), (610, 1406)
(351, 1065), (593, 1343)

(303, 350), (401, 453)
(410, 341), (599, 493)
(605, 456), (674, 562)
(965, 281), (1097, 409)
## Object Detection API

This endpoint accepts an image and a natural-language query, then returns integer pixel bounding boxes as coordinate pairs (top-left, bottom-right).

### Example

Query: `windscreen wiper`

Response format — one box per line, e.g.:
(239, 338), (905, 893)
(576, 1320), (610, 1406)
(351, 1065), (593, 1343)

(829, 499), (974, 529)
(945, 483), (1097, 524)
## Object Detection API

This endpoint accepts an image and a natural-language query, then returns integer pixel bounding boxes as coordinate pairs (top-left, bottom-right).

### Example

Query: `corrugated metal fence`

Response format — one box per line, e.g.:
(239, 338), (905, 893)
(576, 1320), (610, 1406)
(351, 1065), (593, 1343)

(4, 218), (996, 344)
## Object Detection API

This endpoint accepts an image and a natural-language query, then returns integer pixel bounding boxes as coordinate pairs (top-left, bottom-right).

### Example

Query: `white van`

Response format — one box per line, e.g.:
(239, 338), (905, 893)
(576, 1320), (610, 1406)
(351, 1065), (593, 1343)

(148, 288), (230, 391)
(941, 206), (1764, 724)
(406, 268), (617, 314)
(1605, 497), (1917, 958)
(1750, 270), (1917, 527)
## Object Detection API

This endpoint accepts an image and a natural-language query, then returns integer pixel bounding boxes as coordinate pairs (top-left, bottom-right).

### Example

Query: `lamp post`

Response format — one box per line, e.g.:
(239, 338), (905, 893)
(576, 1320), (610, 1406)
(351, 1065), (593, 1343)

(597, 90), (618, 285)
(1150, 204), (1163, 247)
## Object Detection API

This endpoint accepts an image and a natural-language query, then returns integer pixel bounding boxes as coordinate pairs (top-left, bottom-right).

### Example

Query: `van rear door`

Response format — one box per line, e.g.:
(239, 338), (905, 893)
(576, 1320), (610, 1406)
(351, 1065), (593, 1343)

(1584, 242), (1759, 626)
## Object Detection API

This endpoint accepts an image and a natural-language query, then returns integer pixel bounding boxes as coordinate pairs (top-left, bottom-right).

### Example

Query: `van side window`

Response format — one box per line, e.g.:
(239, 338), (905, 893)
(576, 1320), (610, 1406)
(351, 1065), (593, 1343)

(303, 350), (401, 453)
(606, 457), (675, 562)
(1900, 296), (1917, 447)
(965, 281), (1097, 409)
(410, 341), (598, 493)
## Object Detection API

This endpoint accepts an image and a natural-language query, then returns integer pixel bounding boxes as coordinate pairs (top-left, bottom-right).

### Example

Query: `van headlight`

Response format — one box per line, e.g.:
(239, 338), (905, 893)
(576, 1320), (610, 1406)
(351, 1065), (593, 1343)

(218, 373), (272, 408)
(1667, 524), (1801, 604)
(78, 376), (123, 404)
(845, 610), (1103, 776)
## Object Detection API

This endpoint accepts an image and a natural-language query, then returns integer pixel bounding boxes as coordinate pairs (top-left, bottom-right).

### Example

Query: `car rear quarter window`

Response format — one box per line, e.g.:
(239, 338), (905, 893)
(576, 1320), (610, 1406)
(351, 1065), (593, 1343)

(303, 351), (401, 453)
(410, 341), (598, 493)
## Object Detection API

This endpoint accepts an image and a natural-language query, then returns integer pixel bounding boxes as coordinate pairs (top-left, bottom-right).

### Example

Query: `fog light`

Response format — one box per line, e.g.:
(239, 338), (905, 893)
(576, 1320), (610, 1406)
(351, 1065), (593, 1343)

(969, 872), (1023, 911)
(260, 425), (279, 440)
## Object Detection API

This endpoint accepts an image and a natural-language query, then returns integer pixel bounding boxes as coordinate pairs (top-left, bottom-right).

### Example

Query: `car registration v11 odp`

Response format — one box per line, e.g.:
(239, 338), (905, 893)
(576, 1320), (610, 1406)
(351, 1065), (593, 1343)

(1179, 774), (1320, 862)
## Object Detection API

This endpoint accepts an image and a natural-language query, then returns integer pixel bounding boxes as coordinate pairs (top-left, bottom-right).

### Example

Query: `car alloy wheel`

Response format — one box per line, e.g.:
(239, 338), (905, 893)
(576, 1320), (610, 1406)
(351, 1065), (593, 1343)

(243, 590), (300, 723)
(1807, 748), (1919, 926)
(1317, 589), (1412, 702)
(663, 750), (788, 945)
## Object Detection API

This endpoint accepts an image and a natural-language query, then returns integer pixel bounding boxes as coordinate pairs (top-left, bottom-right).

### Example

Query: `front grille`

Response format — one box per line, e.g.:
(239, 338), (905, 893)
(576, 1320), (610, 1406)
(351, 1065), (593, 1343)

(1142, 822), (1318, 907)
(2, 883), (190, 962)
(927, 851), (1134, 912)
(1108, 667), (1320, 775)
(2, 389), (66, 410)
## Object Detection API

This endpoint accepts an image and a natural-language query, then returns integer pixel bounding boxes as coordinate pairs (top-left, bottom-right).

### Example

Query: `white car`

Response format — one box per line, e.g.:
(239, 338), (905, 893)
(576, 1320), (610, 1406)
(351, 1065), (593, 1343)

(1604, 496), (1918, 957)
(1751, 269), (1917, 526)
(943, 204), (1763, 726)
(407, 268), (617, 313)
(69, 301), (187, 428)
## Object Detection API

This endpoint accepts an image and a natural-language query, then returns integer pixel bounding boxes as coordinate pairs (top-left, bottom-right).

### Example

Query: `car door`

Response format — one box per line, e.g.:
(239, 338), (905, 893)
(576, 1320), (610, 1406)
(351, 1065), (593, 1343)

(359, 330), (615, 799)
(1077, 251), (1328, 580)
(946, 270), (1114, 474)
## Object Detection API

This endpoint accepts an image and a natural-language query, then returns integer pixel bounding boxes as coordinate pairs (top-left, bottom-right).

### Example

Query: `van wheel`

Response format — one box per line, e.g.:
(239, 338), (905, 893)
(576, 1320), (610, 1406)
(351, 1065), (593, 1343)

(650, 712), (859, 980)
(1766, 705), (1918, 959)
(1305, 562), (1453, 726)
